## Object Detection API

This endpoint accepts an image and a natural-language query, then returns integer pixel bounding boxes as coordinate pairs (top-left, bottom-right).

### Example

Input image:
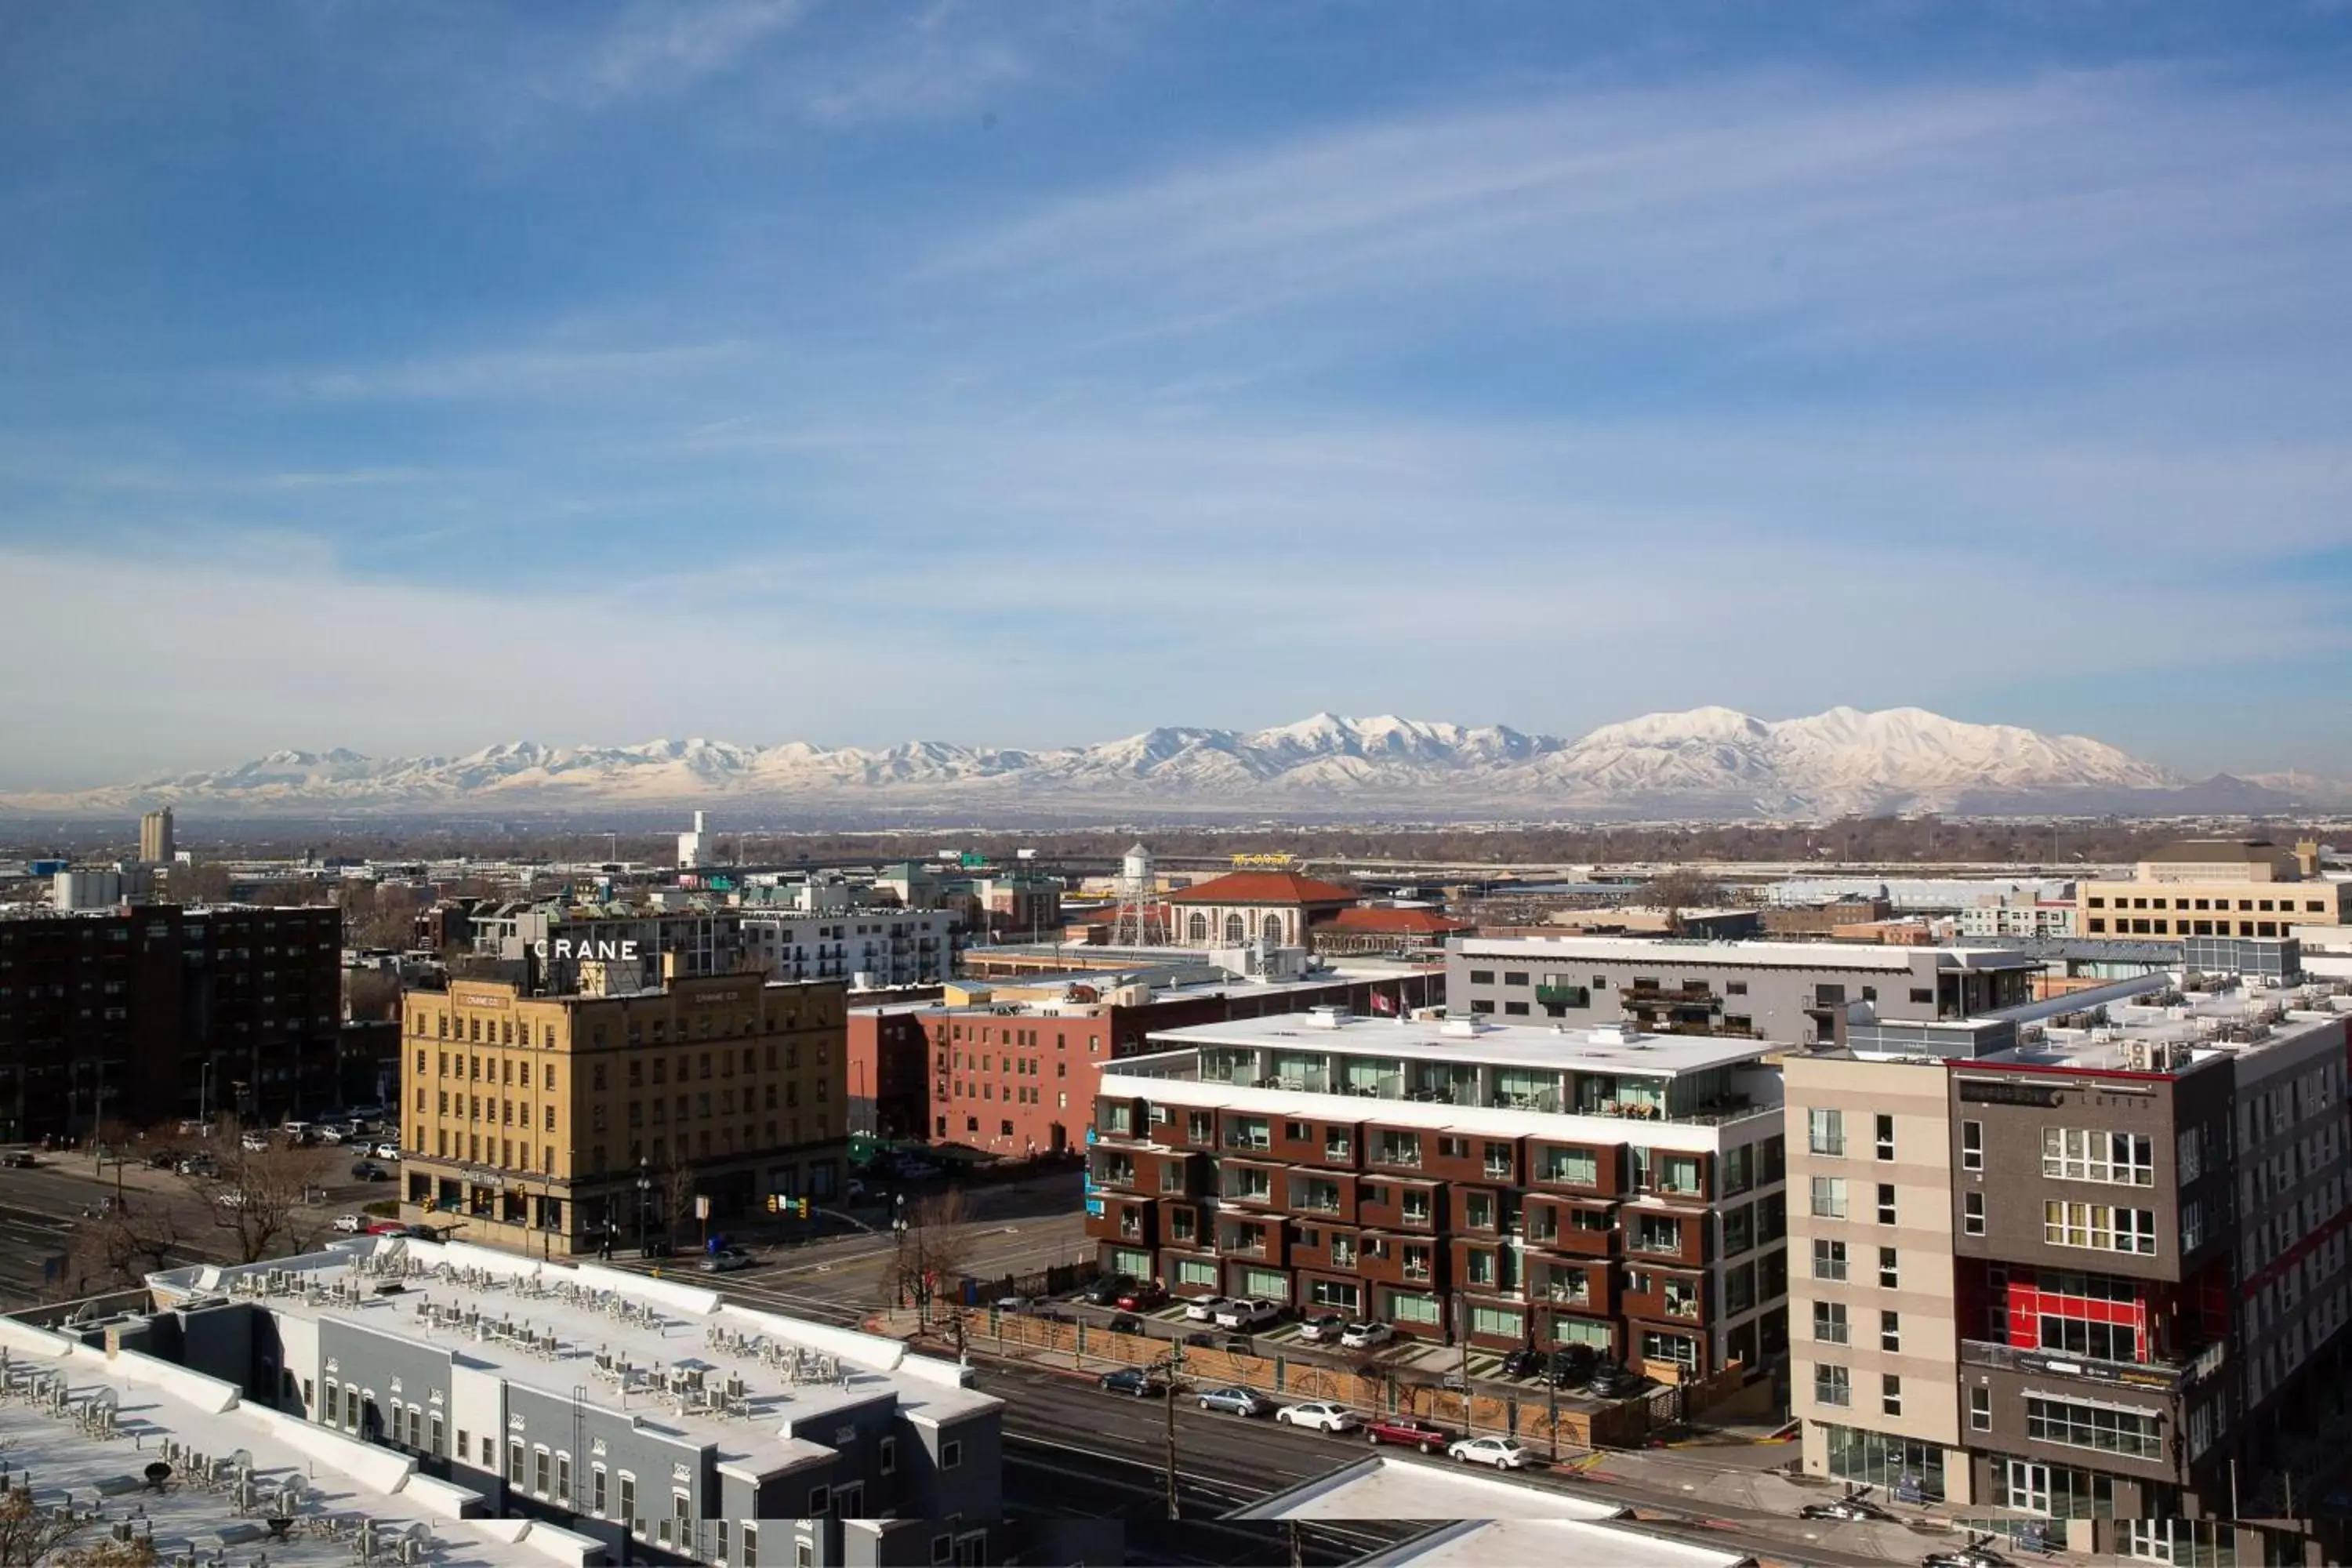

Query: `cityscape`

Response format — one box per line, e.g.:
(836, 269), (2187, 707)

(5, 5), (2351, 1568)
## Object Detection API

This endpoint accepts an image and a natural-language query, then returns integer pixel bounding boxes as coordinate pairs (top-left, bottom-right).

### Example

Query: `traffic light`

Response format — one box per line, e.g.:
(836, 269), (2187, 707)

(764, 1193), (780, 1214)
(796, 1199), (810, 1220)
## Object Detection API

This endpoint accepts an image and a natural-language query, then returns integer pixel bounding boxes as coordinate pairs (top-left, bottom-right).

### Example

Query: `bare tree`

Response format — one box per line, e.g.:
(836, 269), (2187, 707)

(345, 969), (401, 1023)
(1646, 869), (1730, 920)
(0, 1482), (124, 1566)
(901, 1190), (978, 1342)
(170, 1120), (339, 1265)
(47, 1194), (193, 1301)
(659, 1152), (699, 1250)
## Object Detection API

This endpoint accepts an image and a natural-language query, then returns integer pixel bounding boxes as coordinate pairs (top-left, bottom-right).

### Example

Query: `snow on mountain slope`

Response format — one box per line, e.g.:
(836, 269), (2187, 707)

(0, 708), (2206, 818)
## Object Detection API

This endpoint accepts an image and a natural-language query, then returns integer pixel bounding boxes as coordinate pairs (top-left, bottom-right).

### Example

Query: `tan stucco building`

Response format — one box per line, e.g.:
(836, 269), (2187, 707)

(1786, 1051), (1971, 1504)
(397, 972), (848, 1258)
(2078, 839), (2346, 939)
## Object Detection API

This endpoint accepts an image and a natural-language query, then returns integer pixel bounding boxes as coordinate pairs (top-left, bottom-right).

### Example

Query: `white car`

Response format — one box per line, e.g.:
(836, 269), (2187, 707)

(332, 1214), (364, 1234)
(1276, 1401), (1361, 1434)
(1183, 1295), (1232, 1323)
(315, 1127), (346, 1145)
(1212, 1298), (1283, 1331)
(1448, 1436), (1532, 1470)
(240, 1133), (270, 1152)
(373, 1142), (402, 1160)
(1340, 1320), (1394, 1350)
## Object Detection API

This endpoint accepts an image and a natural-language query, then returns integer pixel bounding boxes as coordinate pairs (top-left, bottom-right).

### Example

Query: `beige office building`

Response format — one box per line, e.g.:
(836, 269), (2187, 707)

(2078, 839), (2346, 939)
(1786, 1051), (1971, 1504)
(139, 808), (174, 864)
(397, 972), (848, 1258)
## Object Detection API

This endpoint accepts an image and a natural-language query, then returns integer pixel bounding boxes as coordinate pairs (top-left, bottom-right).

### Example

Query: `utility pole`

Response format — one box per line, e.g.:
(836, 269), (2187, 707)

(1161, 1340), (1185, 1520)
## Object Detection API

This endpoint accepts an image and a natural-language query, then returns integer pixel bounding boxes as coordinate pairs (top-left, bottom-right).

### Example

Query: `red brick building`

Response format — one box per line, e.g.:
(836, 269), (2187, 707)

(1310, 905), (1473, 957)
(848, 965), (1445, 1160)
(1164, 870), (1359, 949)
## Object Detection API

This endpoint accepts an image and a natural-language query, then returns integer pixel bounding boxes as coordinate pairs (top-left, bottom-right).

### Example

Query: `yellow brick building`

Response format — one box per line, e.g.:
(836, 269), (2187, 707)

(397, 972), (848, 1257)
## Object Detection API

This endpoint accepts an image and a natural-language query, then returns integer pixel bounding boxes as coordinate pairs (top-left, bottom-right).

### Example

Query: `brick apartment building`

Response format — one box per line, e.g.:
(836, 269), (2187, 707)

(0, 902), (343, 1142)
(848, 963), (1444, 1161)
(1787, 963), (2352, 1561)
(1090, 1011), (1791, 1376)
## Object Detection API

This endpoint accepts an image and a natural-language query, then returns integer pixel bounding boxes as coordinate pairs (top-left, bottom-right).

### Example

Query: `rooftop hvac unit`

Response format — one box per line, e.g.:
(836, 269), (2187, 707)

(2122, 1039), (2151, 1072)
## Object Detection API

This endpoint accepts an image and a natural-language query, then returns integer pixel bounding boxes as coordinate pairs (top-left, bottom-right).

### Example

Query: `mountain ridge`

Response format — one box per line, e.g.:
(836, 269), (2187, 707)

(3, 707), (2338, 819)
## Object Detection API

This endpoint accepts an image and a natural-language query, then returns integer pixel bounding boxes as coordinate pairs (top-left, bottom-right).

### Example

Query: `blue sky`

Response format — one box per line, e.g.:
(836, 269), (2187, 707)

(4, 1), (2350, 788)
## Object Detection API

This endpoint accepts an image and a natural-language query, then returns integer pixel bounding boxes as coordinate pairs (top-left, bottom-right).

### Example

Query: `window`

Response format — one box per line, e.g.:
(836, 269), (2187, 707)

(1809, 1177), (1846, 1219)
(592, 1465), (607, 1514)
(942, 1439), (962, 1470)
(1813, 1301), (1849, 1345)
(535, 1448), (550, 1495)
(1878, 1247), (1898, 1290)
(1543, 1147), (1598, 1185)
(1961, 1120), (1983, 1171)
(1808, 1109), (1846, 1156)
(880, 1437), (897, 1475)
(1876, 1184), (1896, 1225)
(2042, 1201), (2158, 1255)
(619, 1474), (636, 1533)
(1880, 1310), (1901, 1352)
(508, 1440), (524, 1486)
(1882, 1374), (1903, 1417)
(1468, 969), (1494, 984)
(1970, 1385), (1991, 1431)
(1964, 1192), (1985, 1236)
(1812, 1239), (1848, 1280)
(2042, 1128), (2154, 1186)
(2027, 1396), (2163, 1459)
(1813, 1364), (1851, 1408)
(1875, 1115), (1894, 1161)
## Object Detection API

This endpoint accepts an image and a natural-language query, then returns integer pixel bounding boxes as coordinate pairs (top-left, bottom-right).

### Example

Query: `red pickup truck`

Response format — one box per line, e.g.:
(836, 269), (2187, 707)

(1363, 1414), (1454, 1454)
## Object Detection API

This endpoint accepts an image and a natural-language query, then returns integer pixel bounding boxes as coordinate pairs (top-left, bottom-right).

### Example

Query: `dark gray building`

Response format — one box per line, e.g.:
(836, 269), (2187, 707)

(1449, 935), (2039, 1045)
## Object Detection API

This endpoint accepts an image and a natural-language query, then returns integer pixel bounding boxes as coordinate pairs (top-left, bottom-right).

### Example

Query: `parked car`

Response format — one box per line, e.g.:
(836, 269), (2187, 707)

(1340, 1320), (1393, 1350)
(1116, 1281), (1167, 1312)
(1584, 1363), (1647, 1399)
(1196, 1385), (1273, 1417)
(1547, 1345), (1600, 1388)
(1182, 1295), (1232, 1323)
(1183, 1331), (1220, 1348)
(1798, 1498), (1894, 1523)
(1275, 1400), (1361, 1434)
(315, 1127), (347, 1145)
(332, 1214), (365, 1234)
(1212, 1298), (1282, 1331)
(1500, 1348), (1547, 1381)
(372, 1142), (402, 1160)
(1108, 1313), (1146, 1336)
(1363, 1414), (1451, 1454)
(696, 1248), (755, 1273)
(1084, 1275), (1136, 1308)
(1922, 1552), (2010, 1568)
(994, 1295), (1036, 1314)
(1098, 1367), (1166, 1399)
(1298, 1312), (1348, 1344)
(240, 1133), (271, 1152)
(1447, 1436), (1533, 1471)
(365, 1220), (410, 1236)
(350, 1162), (391, 1182)
(2, 1152), (38, 1170)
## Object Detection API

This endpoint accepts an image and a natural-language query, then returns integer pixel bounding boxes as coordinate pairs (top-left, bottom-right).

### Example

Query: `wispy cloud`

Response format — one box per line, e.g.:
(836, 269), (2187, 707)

(550, 0), (814, 109)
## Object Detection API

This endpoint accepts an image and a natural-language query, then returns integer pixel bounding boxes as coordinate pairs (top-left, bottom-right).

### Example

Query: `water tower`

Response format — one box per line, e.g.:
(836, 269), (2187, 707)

(1109, 841), (1167, 947)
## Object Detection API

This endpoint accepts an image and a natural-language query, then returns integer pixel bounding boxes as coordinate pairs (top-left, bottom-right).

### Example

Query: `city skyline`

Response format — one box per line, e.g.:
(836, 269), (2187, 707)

(4, 2), (2350, 786)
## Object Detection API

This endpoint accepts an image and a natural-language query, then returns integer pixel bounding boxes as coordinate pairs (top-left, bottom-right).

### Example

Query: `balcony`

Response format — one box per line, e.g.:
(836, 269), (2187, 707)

(1959, 1338), (2223, 1395)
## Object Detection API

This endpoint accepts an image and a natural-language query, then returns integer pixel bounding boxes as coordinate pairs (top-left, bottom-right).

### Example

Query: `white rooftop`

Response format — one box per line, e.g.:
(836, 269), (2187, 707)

(0, 1312), (602, 1567)
(1457, 933), (2035, 971)
(1229, 1455), (1749, 1568)
(1982, 978), (2351, 1075)
(1147, 1014), (1777, 1078)
(151, 1236), (994, 1458)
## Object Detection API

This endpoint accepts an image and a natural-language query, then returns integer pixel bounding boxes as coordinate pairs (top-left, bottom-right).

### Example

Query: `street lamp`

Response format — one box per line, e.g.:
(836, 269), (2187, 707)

(636, 1159), (652, 1259)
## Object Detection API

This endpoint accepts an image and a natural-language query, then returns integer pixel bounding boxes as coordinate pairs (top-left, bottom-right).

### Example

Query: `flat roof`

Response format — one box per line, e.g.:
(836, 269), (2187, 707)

(1977, 981), (2349, 1075)
(149, 1236), (996, 1454)
(1145, 1014), (1777, 1077)
(1454, 935), (2036, 971)
(0, 1312), (603, 1566)
(1363, 1517), (1753, 1568)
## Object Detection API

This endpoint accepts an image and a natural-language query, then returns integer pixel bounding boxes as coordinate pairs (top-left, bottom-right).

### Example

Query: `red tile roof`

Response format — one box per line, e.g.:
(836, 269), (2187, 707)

(1165, 870), (1360, 906)
(1323, 906), (1472, 935)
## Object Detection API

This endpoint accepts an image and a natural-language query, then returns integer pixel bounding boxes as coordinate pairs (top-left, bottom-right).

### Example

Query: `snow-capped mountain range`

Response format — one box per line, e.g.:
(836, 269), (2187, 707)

(2, 706), (2332, 820)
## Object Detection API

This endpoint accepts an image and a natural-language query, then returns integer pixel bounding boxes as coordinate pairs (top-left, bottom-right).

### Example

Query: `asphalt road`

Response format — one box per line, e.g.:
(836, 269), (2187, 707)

(597, 1174), (1094, 1327)
(0, 1149), (401, 1305)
